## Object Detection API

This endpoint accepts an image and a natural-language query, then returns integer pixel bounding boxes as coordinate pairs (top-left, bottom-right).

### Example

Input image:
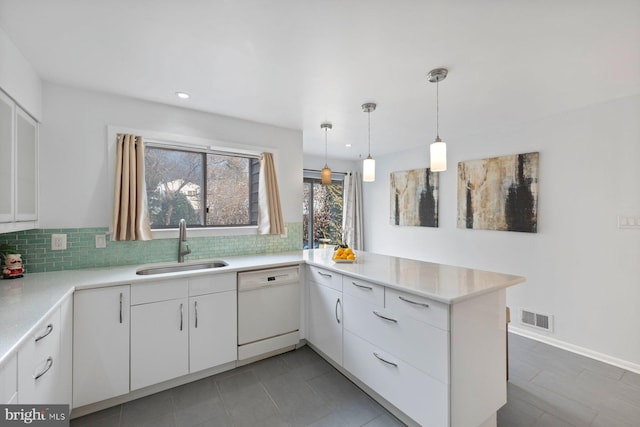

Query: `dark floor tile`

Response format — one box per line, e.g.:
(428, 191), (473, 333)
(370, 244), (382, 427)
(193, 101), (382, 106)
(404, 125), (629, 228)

(589, 408), (638, 427)
(122, 412), (176, 427)
(71, 405), (122, 427)
(121, 390), (174, 427)
(175, 399), (231, 427)
(362, 412), (405, 426)
(621, 370), (640, 390)
(306, 413), (347, 427)
(262, 370), (332, 426)
(248, 354), (292, 382)
(217, 371), (284, 427)
(498, 394), (543, 427)
(171, 376), (220, 409)
(532, 412), (576, 427)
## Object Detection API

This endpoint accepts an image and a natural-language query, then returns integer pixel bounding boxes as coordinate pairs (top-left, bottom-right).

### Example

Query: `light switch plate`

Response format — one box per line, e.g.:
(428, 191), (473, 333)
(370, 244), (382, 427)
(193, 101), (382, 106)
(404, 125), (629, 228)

(51, 234), (67, 250)
(618, 215), (640, 229)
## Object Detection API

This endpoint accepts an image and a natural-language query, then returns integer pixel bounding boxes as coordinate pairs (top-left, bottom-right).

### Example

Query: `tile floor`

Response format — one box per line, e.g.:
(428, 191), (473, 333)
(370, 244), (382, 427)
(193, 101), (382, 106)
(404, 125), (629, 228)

(71, 334), (640, 427)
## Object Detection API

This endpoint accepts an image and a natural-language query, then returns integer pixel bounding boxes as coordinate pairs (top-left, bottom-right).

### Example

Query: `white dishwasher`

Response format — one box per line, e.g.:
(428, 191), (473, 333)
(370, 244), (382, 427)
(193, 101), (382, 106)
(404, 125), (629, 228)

(237, 265), (300, 362)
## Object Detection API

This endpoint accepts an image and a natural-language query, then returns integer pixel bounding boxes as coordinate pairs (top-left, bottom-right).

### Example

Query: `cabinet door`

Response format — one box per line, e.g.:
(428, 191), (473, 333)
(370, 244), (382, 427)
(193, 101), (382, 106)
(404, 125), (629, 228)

(73, 285), (130, 408)
(0, 354), (17, 404)
(15, 107), (37, 221)
(308, 281), (343, 365)
(131, 298), (189, 390)
(0, 90), (14, 223)
(18, 308), (61, 404)
(189, 291), (237, 373)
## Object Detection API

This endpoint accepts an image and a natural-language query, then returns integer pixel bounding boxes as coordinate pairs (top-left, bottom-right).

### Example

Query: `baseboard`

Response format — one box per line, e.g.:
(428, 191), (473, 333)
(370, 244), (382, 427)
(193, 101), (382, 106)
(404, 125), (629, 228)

(509, 325), (640, 375)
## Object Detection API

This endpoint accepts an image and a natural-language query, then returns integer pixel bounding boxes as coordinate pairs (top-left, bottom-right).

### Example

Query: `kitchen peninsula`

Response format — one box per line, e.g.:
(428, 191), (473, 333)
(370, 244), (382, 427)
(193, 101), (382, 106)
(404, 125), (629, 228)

(0, 249), (524, 427)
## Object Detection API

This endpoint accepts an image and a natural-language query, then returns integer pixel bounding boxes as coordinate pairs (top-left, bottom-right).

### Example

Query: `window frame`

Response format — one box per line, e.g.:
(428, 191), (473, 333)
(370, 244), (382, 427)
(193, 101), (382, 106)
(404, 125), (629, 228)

(303, 169), (346, 249)
(107, 126), (271, 239)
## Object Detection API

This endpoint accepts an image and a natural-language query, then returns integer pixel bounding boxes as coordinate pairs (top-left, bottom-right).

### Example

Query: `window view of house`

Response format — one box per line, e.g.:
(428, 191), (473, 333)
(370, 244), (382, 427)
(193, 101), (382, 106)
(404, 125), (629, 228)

(303, 176), (343, 249)
(144, 146), (259, 227)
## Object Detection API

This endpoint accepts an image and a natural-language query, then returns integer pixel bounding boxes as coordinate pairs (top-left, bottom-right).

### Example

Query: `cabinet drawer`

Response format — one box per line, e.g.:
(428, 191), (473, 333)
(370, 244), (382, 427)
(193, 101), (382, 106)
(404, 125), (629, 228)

(386, 288), (449, 331)
(343, 276), (384, 307)
(18, 308), (62, 404)
(343, 294), (449, 383)
(189, 272), (236, 296)
(308, 266), (342, 291)
(344, 330), (448, 427)
(132, 278), (188, 305)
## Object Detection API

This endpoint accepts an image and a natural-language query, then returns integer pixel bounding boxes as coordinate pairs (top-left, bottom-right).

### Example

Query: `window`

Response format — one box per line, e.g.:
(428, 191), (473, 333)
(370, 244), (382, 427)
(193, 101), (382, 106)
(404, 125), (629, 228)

(144, 145), (260, 228)
(303, 172), (344, 249)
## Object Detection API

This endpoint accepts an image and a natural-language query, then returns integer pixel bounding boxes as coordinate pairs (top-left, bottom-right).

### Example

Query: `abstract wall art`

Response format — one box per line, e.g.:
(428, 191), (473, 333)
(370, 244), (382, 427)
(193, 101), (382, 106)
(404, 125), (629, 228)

(390, 168), (438, 227)
(457, 152), (539, 233)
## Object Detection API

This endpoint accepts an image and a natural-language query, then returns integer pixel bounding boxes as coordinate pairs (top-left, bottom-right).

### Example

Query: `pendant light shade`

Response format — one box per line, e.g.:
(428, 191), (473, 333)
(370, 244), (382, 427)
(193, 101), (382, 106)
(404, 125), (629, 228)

(320, 122), (332, 185)
(427, 68), (448, 172)
(362, 103), (377, 182)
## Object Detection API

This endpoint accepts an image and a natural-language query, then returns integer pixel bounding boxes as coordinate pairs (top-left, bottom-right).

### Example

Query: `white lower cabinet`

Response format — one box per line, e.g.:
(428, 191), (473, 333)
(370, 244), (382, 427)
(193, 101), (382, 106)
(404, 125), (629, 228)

(307, 279), (343, 365)
(343, 330), (448, 427)
(73, 285), (130, 408)
(131, 297), (189, 390)
(18, 302), (70, 404)
(189, 290), (236, 373)
(0, 354), (18, 404)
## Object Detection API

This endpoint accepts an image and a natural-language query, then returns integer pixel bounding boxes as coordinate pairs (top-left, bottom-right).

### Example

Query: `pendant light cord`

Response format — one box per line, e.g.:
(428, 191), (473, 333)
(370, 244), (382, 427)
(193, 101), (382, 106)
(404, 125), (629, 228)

(367, 110), (371, 156)
(324, 127), (328, 166)
(436, 77), (440, 140)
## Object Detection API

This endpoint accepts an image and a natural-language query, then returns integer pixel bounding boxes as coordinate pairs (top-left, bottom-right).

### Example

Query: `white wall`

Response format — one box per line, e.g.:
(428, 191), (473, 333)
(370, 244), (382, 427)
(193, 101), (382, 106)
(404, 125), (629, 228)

(363, 95), (640, 368)
(0, 26), (42, 120)
(39, 82), (303, 228)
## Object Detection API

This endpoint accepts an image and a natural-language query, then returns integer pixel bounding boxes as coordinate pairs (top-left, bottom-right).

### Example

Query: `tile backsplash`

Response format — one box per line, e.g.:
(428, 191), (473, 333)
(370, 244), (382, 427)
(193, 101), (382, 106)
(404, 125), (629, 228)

(0, 223), (302, 273)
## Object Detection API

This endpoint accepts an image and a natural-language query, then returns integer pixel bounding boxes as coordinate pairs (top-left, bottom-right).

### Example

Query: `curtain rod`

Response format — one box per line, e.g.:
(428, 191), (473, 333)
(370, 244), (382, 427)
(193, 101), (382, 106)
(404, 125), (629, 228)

(145, 139), (261, 159)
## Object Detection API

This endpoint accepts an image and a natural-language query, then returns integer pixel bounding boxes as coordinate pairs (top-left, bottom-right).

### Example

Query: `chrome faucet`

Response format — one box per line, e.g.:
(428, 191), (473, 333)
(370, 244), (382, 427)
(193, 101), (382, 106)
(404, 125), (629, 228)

(178, 219), (191, 263)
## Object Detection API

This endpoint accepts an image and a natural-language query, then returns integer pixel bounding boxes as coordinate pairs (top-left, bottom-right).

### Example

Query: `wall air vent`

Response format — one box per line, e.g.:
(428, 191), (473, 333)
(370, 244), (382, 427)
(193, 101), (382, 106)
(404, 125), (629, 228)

(520, 309), (553, 332)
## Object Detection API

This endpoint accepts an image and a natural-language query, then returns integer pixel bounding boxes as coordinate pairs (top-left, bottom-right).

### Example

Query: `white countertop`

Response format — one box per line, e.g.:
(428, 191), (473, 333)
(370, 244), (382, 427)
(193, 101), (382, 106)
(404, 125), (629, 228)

(0, 249), (524, 365)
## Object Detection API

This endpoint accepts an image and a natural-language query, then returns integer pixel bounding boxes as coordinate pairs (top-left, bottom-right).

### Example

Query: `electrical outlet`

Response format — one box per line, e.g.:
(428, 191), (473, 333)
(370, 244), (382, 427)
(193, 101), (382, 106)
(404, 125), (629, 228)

(51, 234), (67, 250)
(95, 234), (106, 249)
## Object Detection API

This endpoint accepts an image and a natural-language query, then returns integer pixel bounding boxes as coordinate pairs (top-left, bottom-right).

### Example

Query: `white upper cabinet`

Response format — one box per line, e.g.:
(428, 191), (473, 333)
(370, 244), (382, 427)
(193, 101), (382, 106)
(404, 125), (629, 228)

(0, 88), (38, 229)
(0, 91), (15, 222)
(15, 107), (37, 221)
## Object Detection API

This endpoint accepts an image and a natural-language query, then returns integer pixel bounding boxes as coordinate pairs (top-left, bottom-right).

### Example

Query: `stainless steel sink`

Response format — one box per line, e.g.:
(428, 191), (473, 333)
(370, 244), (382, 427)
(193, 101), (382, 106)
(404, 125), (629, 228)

(136, 261), (228, 275)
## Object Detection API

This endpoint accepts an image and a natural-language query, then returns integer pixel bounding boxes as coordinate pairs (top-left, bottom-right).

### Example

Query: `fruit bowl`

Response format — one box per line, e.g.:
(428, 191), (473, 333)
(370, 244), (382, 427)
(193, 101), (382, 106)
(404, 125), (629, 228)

(332, 247), (356, 263)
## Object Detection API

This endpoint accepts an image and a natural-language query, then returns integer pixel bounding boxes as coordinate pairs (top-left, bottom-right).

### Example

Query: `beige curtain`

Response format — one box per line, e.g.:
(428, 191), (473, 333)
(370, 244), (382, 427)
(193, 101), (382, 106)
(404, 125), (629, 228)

(342, 171), (364, 250)
(111, 134), (152, 241)
(258, 152), (285, 235)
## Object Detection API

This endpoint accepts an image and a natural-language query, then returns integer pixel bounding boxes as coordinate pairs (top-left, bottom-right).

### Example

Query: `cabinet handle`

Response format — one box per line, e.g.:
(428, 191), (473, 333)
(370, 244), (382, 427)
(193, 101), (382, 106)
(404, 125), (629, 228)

(33, 356), (54, 380)
(398, 295), (429, 308)
(318, 271), (332, 278)
(335, 298), (341, 324)
(373, 311), (398, 323)
(180, 303), (184, 331)
(194, 300), (198, 329)
(373, 352), (398, 368)
(34, 324), (53, 342)
(119, 292), (123, 324)
(352, 281), (373, 291)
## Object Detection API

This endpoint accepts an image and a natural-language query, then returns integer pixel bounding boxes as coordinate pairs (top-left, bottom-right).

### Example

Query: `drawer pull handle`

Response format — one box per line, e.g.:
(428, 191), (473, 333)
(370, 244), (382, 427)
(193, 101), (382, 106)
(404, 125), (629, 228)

(34, 324), (54, 342)
(335, 298), (342, 324)
(352, 282), (373, 291)
(180, 303), (184, 331)
(119, 292), (123, 324)
(318, 271), (332, 278)
(33, 356), (54, 380)
(399, 295), (429, 308)
(373, 352), (398, 368)
(373, 311), (398, 323)
(194, 300), (198, 329)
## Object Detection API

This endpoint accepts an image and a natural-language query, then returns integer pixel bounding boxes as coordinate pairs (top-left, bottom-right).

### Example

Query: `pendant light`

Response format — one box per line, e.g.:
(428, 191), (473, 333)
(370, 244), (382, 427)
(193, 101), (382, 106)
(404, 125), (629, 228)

(362, 102), (377, 182)
(320, 122), (332, 185)
(427, 68), (448, 172)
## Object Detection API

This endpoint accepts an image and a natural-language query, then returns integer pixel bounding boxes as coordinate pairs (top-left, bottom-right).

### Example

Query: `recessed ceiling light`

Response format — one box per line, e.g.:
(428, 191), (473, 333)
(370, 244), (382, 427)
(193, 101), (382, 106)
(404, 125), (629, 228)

(345, 144), (352, 148)
(175, 92), (190, 99)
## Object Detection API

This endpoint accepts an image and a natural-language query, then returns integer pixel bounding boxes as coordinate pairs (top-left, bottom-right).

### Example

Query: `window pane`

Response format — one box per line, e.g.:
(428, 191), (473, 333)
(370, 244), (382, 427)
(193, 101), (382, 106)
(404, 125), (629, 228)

(302, 178), (343, 248)
(206, 154), (254, 226)
(145, 147), (203, 227)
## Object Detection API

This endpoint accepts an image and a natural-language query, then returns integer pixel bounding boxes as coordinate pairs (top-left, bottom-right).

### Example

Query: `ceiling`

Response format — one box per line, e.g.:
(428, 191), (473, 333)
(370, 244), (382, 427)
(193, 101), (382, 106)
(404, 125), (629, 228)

(0, 0), (638, 160)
